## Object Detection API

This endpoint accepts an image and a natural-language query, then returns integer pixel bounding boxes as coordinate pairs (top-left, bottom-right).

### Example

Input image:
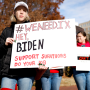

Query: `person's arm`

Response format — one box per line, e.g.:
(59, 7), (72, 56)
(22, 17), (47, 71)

(0, 28), (14, 52)
(0, 28), (8, 52)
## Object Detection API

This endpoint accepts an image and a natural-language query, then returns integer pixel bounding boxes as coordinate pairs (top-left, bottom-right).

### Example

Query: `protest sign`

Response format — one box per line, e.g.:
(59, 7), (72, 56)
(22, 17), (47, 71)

(10, 19), (77, 68)
(76, 47), (90, 71)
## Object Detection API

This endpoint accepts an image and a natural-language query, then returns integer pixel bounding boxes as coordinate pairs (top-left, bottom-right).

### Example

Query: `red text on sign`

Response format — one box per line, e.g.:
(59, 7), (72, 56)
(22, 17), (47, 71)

(79, 57), (89, 60)
(15, 54), (39, 61)
(25, 20), (71, 32)
(39, 60), (46, 65)
(23, 61), (35, 66)
(14, 62), (21, 67)
(15, 33), (28, 41)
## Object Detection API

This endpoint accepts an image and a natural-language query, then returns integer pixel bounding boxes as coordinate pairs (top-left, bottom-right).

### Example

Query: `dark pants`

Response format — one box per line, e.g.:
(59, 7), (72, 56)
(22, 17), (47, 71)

(36, 79), (42, 90)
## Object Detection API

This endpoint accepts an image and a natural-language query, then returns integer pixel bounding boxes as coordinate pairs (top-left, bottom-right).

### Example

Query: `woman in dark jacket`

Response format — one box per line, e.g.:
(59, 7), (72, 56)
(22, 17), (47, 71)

(0, 1), (36, 90)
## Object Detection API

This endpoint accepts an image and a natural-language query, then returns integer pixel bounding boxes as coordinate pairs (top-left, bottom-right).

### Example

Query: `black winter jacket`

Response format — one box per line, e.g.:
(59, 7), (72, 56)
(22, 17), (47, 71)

(0, 22), (36, 78)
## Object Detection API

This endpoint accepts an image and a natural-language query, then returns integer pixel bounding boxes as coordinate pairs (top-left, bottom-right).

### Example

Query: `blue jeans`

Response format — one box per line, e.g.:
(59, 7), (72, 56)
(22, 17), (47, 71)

(1, 77), (35, 90)
(41, 73), (62, 90)
(73, 68), (90, 90)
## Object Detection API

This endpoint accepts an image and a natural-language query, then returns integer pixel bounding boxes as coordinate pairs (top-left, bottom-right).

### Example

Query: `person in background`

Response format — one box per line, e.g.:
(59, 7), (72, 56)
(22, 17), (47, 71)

(0, 1), (47, 90)
(36, 68), (63, 90)
(73, 31), (90, 90)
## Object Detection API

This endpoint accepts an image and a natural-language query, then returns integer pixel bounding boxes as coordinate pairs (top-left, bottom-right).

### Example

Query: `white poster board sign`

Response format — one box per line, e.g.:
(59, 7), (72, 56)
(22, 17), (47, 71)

(10, 19), (77, 68)
(76, 47), (90, 71)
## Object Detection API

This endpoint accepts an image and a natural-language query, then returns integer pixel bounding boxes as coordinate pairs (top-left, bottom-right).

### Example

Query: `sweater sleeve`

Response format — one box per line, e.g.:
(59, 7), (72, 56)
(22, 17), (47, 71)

(0, 28), (8, 53)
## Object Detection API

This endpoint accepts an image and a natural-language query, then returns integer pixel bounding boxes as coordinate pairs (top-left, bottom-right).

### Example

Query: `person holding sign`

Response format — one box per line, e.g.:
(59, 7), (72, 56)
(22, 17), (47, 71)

(73, 31), (90, 90)
(0, 1), (47, 90)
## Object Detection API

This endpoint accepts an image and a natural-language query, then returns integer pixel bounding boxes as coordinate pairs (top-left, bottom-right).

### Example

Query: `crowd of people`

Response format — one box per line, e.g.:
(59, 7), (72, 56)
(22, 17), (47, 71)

(0, 1), (90, 90)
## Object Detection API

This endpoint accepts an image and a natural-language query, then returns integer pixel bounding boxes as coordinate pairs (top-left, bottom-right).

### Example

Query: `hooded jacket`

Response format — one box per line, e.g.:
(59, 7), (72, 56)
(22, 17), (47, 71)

(0, 21), (36, 78)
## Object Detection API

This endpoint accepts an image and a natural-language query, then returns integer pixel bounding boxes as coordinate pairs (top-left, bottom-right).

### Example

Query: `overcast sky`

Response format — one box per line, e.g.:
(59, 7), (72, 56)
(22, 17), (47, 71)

(59, 0), (90, 24)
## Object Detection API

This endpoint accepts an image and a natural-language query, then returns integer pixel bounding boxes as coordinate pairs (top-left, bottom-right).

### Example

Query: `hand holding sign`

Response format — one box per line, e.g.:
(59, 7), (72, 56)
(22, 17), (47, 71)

(5, 38), (14, 46)
(38, 65), (48, 70)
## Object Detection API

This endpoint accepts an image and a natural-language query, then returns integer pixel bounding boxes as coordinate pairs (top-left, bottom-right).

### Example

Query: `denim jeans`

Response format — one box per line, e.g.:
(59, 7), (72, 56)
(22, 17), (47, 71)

(41, 73), (62, 90)
(73, 68), (90, 90)
(1, 77), (35, 90)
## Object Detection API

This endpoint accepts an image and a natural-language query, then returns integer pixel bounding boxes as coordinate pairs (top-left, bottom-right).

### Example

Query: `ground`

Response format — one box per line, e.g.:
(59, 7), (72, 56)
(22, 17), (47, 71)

(60, 75), (76, 86)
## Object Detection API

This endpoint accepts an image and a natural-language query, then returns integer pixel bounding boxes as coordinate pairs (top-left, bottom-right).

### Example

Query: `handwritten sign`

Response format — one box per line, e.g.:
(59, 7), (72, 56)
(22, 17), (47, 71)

(10, 19), (77, 68)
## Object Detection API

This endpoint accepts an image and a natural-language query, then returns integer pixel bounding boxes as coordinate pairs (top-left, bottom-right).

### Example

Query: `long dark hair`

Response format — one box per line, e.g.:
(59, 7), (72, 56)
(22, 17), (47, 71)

(77, 31), (88, 42)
